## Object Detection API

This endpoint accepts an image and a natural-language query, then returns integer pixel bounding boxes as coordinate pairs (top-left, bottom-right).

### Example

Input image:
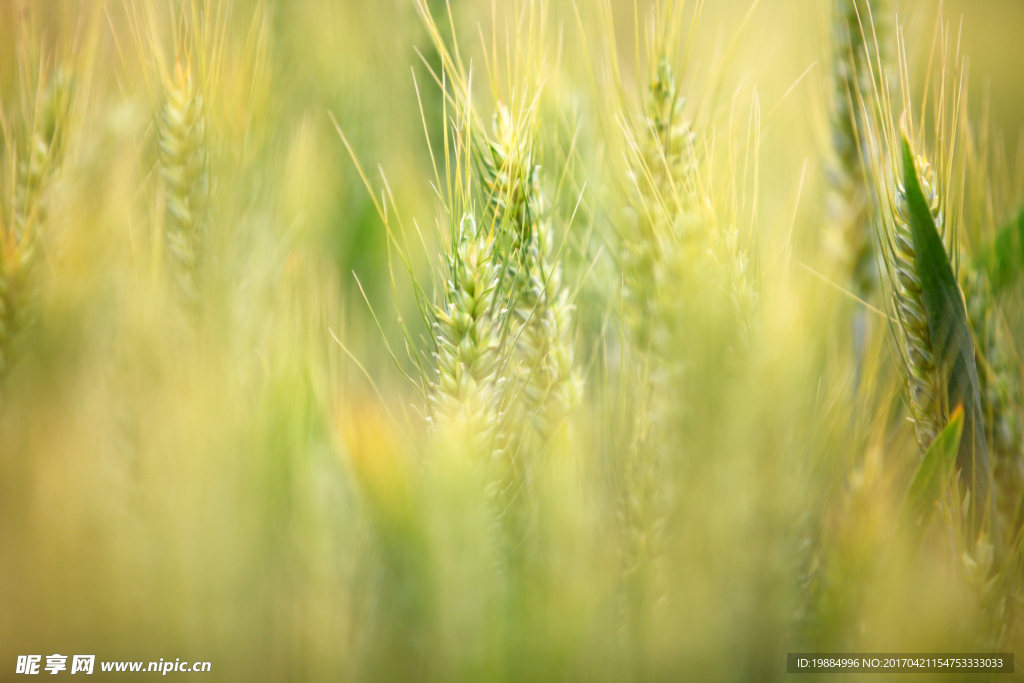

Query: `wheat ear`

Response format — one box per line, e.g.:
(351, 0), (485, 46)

(963, 268), (1023, 523)
(620, 58), (697, 351)
(824, 0), (888, 294)
(159, 59), (209, 307)
(478, 102), (581, 438)
(429, 213), (507, 462)
(632, 55), (756, 386)
(889, 153), (945, 451)
(0, 69), (74, 375)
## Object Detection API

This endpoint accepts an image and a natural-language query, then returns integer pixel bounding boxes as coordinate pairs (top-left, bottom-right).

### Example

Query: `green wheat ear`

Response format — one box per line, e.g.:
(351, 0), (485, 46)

(824, 0), (888, 295)
(645, 58), (696, 201)
(429, 213), (507, 463)
(626, 49), (757, 384)
(892, 134), (991, 534)
(477, 101), (582, 440)
(475, 103), (536, 253)
(963, 265), (1023, 531)
(1, 68), (76, 376)
(159, 59), (209, 308)
(620, 57), (697, 351)
(889, 148), (943, 451)
(14, 69), (74, 243)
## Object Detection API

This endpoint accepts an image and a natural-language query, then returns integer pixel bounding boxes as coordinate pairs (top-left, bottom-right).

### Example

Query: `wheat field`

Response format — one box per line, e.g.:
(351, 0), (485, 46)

(2, 0), (1024, 680)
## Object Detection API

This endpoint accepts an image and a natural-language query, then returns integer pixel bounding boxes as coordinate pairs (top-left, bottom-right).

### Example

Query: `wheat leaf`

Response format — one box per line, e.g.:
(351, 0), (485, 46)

(900, 134), (991, 531)
(903, 406), (963, 534)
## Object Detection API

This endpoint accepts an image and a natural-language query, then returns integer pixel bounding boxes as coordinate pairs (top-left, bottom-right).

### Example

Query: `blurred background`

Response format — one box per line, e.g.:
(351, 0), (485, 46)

(0, 0), (1022, 680)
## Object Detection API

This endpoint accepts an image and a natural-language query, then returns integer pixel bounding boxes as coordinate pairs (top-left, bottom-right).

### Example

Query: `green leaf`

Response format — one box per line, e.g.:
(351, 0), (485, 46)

(903, 406), (963, 534)
(901, 135), (992, 534)
(977, 204), (1024, 296)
